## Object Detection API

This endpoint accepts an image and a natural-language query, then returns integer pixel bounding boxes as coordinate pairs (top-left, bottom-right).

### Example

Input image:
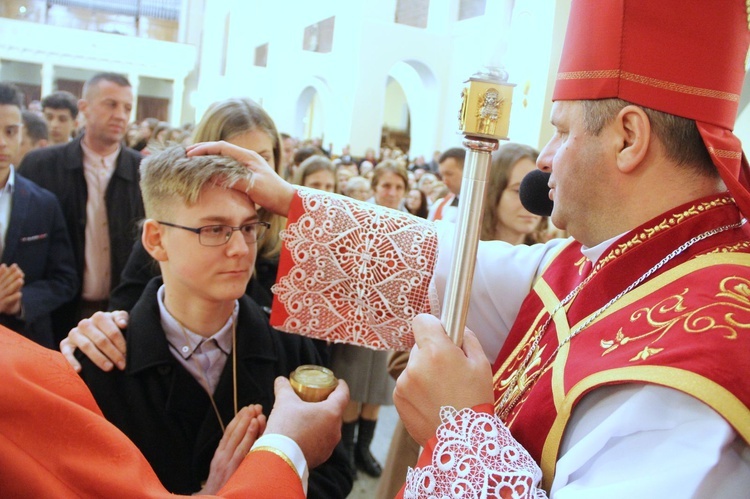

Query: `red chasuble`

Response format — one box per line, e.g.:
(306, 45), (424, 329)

(0, 326), (304, 498)
(492, 195), (750, 489)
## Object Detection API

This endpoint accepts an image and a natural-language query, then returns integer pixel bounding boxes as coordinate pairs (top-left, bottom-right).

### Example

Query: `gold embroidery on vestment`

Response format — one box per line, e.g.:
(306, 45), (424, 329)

(708, 241), (750, 253)
(495, 343), (547, 412)
(574, 256), (588, 275)
(596, 197), (734, 269)
(600, 276), (750, 360)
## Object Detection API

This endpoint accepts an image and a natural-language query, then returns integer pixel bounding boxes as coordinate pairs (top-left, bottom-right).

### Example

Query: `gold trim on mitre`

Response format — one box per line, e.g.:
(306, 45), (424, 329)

(557, 69), (740, 102)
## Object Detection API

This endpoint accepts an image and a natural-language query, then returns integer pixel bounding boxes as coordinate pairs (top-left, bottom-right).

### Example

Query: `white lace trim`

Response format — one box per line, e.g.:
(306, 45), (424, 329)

(405, 407), (548, 499)
(272, 188), (438, 350)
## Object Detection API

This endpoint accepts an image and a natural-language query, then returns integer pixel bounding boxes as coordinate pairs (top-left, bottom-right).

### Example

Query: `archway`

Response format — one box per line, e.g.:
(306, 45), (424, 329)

(385, 60), (439, 160)
(381, 77), (411, 154)
(294, 77), (333, 145)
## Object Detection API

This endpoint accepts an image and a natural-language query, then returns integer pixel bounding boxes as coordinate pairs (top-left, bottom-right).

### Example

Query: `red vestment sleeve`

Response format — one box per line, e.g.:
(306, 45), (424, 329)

(217, 450), (304, 498)
(271, 188), (439, 351)
(0, 326), (303, 498)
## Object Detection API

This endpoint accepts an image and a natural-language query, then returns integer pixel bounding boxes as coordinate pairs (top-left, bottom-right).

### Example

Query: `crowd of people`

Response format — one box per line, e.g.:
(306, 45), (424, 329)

(0, 69), (551, 497)
(1, 0), (749, 497)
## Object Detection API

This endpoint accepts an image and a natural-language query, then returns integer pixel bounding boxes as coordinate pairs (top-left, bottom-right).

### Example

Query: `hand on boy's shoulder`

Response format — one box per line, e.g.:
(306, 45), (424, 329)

(62, 311), (129, 373)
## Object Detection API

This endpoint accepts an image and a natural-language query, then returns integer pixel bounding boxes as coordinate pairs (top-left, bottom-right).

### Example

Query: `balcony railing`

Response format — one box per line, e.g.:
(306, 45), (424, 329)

(0, 0), (180, 42)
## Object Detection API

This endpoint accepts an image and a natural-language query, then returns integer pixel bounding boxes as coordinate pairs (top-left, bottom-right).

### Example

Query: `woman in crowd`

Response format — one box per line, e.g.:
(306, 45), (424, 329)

(295, 155), (337, 193)
(335, 164), (356, 195)
(405, 187), (429, 218)
(342, 176), (372, 201)
(417, 172), (438, 204)
(480, 142), (544, 244)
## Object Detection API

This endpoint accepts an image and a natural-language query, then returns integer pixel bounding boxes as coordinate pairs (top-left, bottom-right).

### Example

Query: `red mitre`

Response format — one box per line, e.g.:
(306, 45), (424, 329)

(553, 0), (750, 217)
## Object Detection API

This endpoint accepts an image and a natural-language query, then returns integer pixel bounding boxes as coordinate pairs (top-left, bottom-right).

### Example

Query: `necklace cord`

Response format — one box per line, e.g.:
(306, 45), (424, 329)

(177, 319), (239, 433)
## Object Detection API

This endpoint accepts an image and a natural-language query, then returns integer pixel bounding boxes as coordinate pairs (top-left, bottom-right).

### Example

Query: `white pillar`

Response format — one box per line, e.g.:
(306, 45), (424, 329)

(41, 61), (54, 97)
(171, 77), (185, 126)
(129, 73), (140, 122)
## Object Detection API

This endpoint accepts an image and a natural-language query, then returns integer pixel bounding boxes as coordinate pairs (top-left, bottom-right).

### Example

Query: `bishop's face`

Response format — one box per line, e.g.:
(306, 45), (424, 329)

(537, 101), (614, 247)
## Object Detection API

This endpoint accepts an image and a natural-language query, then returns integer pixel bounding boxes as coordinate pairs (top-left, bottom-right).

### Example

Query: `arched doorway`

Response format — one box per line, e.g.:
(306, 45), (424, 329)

(294, 77), (334, 148)
(295, 86), (324, 142)
(385, 60), (439, 160)
(381, 77), (410, 154)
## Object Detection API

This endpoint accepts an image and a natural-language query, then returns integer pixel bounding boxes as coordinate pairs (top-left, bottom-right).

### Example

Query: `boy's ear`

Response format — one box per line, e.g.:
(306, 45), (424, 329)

(142, 219), (168, 262)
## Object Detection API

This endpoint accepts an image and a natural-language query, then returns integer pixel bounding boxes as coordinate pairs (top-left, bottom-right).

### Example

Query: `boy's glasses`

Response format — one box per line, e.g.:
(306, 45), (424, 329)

(158, 221), (270, 247)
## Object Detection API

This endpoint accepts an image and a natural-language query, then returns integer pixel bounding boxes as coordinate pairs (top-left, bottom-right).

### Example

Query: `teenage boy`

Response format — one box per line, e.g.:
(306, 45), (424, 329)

(76, 146), (351, 497)
(41, 90), (78, 145)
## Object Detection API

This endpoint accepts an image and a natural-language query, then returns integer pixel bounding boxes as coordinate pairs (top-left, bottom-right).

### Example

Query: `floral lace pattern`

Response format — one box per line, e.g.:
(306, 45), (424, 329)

(405, 407), (547, 499)
(273, 189), (438, 350)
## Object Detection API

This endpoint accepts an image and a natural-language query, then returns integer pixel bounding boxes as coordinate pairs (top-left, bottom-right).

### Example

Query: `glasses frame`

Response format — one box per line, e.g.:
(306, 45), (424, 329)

(157, 220), (271, 247)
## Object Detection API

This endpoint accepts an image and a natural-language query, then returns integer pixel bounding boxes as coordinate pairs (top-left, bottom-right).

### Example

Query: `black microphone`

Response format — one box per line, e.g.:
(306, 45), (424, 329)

(519, 170), (553, 217)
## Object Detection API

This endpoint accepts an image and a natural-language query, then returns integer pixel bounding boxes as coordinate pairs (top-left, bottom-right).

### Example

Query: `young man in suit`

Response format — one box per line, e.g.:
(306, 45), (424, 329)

(0, 83), (77, 348)
(20, 72), (144, 342)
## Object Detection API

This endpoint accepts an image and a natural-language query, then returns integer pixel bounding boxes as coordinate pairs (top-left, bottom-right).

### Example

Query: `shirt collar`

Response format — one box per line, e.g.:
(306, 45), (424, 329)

(3, 166), (16, 194)
(580, 232), (624, 266)
(157, 284), (237, 359)
(80, 137), (120, 171)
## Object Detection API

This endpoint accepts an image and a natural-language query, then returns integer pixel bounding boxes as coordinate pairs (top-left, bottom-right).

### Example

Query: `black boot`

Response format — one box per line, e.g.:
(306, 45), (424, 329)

(354, 417), (382, 477)
(341, 421), (358, 479)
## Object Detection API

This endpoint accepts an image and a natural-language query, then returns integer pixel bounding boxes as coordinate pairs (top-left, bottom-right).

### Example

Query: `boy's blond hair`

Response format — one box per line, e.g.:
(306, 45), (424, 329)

(139, 145), (252, 220)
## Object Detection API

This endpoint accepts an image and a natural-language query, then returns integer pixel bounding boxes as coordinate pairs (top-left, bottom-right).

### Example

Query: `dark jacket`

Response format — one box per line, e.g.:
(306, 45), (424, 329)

(77, 278), (351, 497)
(19, 136), (144, 338)
(0, 174), (78, 348)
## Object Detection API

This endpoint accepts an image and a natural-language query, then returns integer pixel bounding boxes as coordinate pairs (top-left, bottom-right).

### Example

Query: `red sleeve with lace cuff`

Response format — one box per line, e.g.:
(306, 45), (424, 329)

(270, 188), (438, 351)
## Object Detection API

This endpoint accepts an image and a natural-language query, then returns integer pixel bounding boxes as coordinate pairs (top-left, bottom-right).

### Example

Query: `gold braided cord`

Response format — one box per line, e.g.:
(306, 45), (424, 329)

(557, 69), (739, 102)
(557, 69), (620, 80)
(708, 146), (743, 160)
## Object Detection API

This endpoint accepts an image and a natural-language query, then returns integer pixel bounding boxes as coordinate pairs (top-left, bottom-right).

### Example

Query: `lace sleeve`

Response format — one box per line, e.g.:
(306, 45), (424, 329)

(405, 407), (548, 499)
(271, 188), (438, 351)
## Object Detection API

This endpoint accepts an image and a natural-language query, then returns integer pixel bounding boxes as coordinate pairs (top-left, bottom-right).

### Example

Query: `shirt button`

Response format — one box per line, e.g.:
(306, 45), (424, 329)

(182, 346), (189, 353)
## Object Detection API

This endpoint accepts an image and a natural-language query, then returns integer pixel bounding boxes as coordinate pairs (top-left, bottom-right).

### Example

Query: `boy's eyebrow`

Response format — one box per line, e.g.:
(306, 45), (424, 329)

(197, 214), (259, 225)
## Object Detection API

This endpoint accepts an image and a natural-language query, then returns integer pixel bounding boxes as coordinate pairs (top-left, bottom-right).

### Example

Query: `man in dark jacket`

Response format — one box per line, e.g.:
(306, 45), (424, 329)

(20, 73), (143, 342)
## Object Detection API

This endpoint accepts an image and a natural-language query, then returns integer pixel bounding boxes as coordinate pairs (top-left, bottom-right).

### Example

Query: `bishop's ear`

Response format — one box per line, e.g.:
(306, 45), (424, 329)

(614, 105), (651, 174)
(141, 219), (168, 262)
